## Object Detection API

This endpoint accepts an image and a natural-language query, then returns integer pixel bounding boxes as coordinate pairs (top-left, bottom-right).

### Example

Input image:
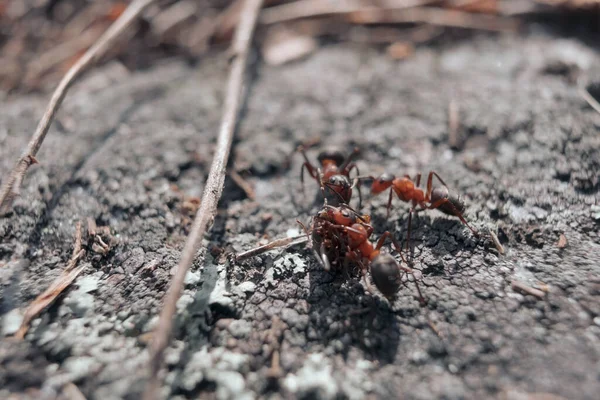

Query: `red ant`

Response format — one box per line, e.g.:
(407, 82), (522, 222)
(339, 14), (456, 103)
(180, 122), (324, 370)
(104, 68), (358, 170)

(368, 171), (479, 250)
(298, 146), (361, 206)
(235, 203), (424, 303)
(301, 204), (425, 303)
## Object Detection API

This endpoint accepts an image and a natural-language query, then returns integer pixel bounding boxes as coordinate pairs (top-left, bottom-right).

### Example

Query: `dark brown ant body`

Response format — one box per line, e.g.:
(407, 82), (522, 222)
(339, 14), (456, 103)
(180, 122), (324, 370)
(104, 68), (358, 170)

(369, 171), (478, 249)
(298, 146), (361, 206)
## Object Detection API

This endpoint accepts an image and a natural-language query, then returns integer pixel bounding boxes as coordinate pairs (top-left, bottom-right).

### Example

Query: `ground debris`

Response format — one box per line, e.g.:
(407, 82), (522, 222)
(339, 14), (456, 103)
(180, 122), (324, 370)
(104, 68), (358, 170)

(13, 221), (87, 339)
(511, 280), (547, 300)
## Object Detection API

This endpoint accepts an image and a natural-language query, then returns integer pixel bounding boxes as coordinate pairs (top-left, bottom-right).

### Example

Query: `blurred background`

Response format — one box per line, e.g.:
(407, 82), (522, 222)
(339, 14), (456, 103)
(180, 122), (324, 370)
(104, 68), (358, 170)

(1, 0), (599, 94)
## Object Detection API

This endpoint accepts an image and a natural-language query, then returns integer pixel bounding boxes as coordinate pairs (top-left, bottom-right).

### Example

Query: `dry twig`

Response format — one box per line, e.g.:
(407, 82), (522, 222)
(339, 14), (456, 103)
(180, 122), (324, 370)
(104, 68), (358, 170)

(579, 83), (600, 116)
(0, 0), (156, 215)
(489, 228), (505, 255)
(229, 169), (256, 199)
(144, 0), (265, 397)
(511, 280), (546, 299)
(14, 222), (86, 339)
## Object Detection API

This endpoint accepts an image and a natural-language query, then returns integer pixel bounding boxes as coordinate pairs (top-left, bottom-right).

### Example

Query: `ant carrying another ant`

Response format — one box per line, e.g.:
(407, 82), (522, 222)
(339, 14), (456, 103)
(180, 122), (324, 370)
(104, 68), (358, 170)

(236, 202), (425, 304)
(298, 146), (362, 207)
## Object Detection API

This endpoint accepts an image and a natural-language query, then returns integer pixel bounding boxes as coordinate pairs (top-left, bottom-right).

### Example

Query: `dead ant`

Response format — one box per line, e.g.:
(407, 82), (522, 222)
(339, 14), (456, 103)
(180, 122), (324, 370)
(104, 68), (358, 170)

(298, 146), (362, 206)
(367, 171), (479, 250)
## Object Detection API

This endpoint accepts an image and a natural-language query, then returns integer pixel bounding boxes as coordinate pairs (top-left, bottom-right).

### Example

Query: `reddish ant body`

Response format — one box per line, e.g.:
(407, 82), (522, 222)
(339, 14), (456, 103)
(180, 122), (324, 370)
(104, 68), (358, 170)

(298, 146), (361, 206)
(369, 171), (478, 249)
(236, 204), (424, 302)
(302, 204), (424, 302)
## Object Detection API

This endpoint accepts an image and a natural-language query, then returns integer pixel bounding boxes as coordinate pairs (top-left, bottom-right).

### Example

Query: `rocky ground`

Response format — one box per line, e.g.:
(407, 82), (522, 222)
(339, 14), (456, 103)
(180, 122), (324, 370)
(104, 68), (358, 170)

(1, 20), (600, 400)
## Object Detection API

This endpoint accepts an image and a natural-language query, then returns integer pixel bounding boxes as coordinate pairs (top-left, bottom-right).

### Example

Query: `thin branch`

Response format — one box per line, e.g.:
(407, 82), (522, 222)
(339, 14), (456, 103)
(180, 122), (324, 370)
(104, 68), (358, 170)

(0, 0), (156, 215)
(143, 0), (265, 398)
(14, 221), (86, 340)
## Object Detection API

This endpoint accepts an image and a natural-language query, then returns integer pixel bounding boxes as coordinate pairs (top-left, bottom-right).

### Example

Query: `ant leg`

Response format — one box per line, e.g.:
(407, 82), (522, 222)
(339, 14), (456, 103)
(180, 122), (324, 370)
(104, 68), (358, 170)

(319, 242), (331, 271)
(317, 168), (329, 206)
(339, 147), (360, 172)
(350, 176), (363, 209)
(385, 188), (394, 219)
(405, 204), (415, 255)
(424, 170), (449, 201)
(388, 237), (425, 305)
(300, 162), (318, 195)
(298, 145), (318, 194)
(374, 231), (392, 251)
(359, 261), (377, 295)
(415, 173), (422, 188)
(297, 220), (311, 239)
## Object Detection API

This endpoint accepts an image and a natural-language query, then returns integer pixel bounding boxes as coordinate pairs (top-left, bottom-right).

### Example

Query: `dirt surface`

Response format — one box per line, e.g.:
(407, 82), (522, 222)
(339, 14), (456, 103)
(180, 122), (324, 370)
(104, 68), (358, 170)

(1, 23), (600, 400)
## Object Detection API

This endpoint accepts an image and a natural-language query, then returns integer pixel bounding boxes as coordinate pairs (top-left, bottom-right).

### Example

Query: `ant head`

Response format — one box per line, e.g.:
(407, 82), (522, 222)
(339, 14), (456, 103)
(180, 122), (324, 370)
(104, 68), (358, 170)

(320, 205), (356, 226)
(370, 254), (402, 299)
(325, 175), (352, 203)
(371, 173), (395, 194)
(317, 148), (346, 166)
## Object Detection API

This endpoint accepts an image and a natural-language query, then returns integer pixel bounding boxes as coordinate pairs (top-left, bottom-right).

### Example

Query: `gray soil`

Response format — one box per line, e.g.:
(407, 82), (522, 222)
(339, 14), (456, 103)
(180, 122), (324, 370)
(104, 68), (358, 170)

(1, 23), (600, 400)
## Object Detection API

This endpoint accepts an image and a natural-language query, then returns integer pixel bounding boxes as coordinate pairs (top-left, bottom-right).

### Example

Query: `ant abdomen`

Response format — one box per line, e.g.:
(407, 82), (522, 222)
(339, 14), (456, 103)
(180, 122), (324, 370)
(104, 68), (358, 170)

(430, 186), (465, 216)
(370, 254), (402, 298)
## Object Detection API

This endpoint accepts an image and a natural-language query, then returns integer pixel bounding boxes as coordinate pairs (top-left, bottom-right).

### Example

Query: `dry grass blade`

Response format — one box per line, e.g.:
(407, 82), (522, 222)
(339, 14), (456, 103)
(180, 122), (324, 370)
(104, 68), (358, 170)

(13, 222), (86, 340)
(579, 84), (600, 115)
(235, 235), (308, 261)
(143, 0), (265, 398)
(0, 0), (156, 215)
(489, 227), (505, 254)
(260, 0), (438, 25)
(229, 169), (256, 199)
(347, 7), (519, 32)
(511, 280), (546, 299)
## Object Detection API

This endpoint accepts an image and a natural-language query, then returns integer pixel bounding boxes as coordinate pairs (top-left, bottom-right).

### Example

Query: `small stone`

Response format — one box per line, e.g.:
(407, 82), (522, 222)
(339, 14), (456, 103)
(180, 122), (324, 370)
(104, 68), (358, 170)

(76, 275), (99, 293)
(65, 292), (94, 317)
(97, 322), (113, 335)
(1, 309), (23, 336)
(184, 270), (201, 285)
(237, 281), (256, 294)
(228, 320), (252, 339)
(63, 356), (100, 381)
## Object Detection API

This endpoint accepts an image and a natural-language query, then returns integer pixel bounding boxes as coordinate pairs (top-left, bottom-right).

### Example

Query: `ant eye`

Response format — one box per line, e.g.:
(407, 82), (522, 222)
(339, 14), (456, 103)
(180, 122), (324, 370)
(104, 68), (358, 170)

(341, 210), (350, 218)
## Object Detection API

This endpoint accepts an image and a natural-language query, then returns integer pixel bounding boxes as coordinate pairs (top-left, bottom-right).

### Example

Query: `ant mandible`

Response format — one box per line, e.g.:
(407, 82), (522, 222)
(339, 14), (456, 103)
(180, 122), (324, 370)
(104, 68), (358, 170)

(369, 170), (479, 250)
(298, 146), (362, 206)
